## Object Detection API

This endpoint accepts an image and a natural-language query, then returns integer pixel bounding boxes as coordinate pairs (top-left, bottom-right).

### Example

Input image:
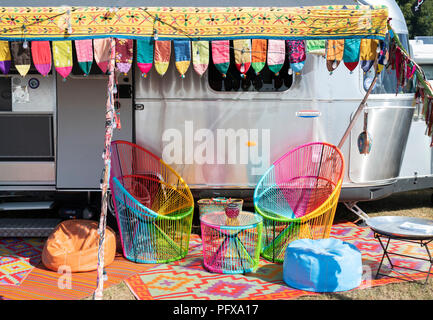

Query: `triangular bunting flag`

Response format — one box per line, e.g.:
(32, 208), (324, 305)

(251, 39), (267, 75)
(31, 41), (51, 76)
(192, 41), (209, 76)
(11, 41), (31, 77)
(53, 40), (72, 80)
(267, 40), (285, 76)
(93, 38), (111, 74)
(233, 39), (251, 78)
(75, 39), (93, 76)
(0, 41), (11, 75)
(212, 40), (230, 78)
(377, 40), (388, 73)
(137, 38), (154, 77)
(154, 40), (171, 76)
(173, 39), (191, 78)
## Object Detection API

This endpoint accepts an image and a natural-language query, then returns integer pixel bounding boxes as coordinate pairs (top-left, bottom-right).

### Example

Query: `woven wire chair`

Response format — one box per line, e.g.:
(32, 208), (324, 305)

(253, 142), (344, 263)
(110, 140), (194, 263)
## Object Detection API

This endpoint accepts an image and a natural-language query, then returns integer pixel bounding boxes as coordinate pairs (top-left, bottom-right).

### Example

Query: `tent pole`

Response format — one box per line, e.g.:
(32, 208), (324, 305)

(94, 37), (116, 301)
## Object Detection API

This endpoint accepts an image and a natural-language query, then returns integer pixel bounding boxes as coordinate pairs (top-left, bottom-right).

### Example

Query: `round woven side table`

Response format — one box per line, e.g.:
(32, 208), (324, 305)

(200, 211), (263, 274)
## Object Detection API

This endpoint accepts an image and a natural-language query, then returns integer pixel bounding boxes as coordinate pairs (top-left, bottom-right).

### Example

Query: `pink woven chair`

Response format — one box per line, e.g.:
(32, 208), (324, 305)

(254, 142), (345, 263)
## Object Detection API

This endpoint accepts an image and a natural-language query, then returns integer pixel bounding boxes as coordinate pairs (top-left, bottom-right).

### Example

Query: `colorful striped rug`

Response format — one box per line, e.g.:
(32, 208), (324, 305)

(125, 222), (433, 300)
(0, 246), (156, 300)
(0, 238), (43, 286)
(1, 222), (431, 300)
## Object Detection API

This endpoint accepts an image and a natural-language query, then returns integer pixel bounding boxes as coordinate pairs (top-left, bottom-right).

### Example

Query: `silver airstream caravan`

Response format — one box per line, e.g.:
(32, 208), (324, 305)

(0, 0), (430, 235)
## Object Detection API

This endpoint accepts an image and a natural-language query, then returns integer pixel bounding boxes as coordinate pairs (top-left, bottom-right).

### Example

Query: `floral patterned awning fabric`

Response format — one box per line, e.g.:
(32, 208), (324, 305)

(0, 6), (388, 41)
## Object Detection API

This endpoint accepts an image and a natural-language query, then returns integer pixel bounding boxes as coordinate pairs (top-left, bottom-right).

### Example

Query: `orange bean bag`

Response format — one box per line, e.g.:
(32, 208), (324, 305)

(42, 219), (116, 273)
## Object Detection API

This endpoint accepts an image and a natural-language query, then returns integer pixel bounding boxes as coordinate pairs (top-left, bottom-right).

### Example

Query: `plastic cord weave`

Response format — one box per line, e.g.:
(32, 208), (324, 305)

(253, 142), (344, 263)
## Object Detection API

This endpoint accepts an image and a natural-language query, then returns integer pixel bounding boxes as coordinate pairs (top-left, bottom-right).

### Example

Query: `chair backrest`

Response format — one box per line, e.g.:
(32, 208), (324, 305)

(110, 140), (193, 217)
(111, 140), (162, 184)
(255, 142), (344, 219)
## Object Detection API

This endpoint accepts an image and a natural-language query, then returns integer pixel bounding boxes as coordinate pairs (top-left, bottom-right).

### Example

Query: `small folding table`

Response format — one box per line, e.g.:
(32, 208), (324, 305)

(366, 215), (433, 284)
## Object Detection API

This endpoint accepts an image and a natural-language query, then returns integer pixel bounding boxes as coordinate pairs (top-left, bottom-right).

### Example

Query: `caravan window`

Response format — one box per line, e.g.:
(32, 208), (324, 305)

(208, 41), (293, 92)
(365, 33), (414, 95)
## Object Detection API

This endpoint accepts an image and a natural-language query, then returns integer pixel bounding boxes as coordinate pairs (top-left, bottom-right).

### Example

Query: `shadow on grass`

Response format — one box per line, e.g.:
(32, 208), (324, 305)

(335, 190), (433, 223)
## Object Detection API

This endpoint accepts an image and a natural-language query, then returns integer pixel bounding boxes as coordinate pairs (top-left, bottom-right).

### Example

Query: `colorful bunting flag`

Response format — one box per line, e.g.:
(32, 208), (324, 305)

(267, 40), (285, 76)
(251, 39), (267, 75)
(11, 41), (31, 77)
(287, 40), (306, 73)
(53, 40), (72, 79)
(306, 40), (326, 56)
(137, 38), (154, 77)
(0, 41), (11, 75)
(31, 41), (51, 76)
(212, 40), (230, 78)
(377, 40), (388, 74)
(326, 40), (344, 72)
(360, 39), (378, 73)
(233, 39), (251, 78)
(192, 41), (209, 76)
(154, 40), (171, 76)
(343, 39), (361, 72)
(173, 39), (191, 78)
(94, 38), (111, 74)
(115, 38), (133, 75)
(75, 39), (93, 76)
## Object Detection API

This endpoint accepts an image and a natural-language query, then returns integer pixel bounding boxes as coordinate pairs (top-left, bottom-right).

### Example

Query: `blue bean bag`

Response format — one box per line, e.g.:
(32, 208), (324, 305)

(283, 238), (362, 292)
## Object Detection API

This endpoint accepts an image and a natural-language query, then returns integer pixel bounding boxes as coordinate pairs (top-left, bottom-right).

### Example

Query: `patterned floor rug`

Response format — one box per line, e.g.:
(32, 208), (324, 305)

(0, 238), (43, 286)
(125, 222), (433, 300)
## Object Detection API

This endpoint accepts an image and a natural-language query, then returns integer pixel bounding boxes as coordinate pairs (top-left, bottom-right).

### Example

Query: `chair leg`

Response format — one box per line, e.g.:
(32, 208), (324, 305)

(262, 222), (295, 260)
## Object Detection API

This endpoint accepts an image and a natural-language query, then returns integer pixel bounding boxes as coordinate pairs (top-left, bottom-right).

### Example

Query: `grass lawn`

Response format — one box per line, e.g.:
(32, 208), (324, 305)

(88, 189), (433, 300)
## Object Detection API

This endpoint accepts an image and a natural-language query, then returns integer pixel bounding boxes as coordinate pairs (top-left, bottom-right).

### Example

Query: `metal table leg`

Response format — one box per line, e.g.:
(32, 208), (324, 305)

(374, 233), (433, 285)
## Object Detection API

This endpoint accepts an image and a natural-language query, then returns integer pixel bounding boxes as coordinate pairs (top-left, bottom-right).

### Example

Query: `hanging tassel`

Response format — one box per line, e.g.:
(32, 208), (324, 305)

(428, 97), (433, 136)
(407, 63), (416, 80)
